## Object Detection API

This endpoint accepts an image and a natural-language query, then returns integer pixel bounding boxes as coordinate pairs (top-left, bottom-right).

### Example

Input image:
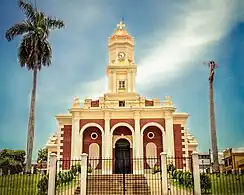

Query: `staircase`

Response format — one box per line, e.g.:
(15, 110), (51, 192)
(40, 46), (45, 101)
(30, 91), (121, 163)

(86, 174), (151, 195)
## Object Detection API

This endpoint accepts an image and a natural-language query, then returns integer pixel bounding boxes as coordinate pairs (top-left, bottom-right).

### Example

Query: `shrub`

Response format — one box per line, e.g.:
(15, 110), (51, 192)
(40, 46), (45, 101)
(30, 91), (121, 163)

(71, 164), (81, 174)
(37, 174), (49, 195)
(152, 165), (161, 174)
(87, 164), (93, 173)
(200, 173), (211, 193)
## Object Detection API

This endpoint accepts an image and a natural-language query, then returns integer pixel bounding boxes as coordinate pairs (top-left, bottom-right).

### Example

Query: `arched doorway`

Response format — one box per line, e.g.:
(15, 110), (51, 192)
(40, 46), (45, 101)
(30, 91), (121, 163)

(115, 139), (131, 174)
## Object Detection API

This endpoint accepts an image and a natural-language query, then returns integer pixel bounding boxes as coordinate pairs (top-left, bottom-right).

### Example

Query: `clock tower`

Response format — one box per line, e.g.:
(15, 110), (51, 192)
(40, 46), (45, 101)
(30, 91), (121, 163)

(106, 20), (138, 98)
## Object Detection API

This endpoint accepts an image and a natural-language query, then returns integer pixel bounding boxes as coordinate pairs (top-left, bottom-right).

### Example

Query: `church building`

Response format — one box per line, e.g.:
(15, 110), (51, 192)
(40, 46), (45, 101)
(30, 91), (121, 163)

(46, 20), (198, 173)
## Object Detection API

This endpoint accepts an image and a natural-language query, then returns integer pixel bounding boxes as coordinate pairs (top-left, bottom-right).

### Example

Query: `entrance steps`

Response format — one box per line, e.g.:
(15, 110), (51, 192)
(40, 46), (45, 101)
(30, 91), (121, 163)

(86, 174), (151, 195)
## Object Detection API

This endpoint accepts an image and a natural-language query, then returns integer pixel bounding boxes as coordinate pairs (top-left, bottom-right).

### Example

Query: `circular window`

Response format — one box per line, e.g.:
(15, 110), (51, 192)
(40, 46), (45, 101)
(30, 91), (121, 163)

(147, 132), (155, 139)
(91, 132), (98, 140)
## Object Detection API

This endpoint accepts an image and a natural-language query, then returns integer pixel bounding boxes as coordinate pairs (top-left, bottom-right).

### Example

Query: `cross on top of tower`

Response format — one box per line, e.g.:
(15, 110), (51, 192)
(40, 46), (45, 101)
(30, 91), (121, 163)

(117, 19), (126, 30)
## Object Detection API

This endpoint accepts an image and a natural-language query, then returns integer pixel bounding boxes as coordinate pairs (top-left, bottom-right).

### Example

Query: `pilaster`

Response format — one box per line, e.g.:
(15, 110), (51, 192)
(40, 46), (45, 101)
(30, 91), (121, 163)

(134, 111), (143, 174)
(71, 117), (80, 159)
(134, 111), (141, 158)
(113, 71), (116, 92)
(104, 112), (111, 158)
(57, 122), (64, 161)
(127, 71), (132, 92)
(132, 72), (136, 92)
(70, 97), (81, 159)
(103, 111), (112, 174)
(165, 113), (175, 157)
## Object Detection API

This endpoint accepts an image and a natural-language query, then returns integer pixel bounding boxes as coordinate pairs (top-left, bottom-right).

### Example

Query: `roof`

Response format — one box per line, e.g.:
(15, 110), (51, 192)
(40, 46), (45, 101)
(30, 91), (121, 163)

(110, 20), (132, 40)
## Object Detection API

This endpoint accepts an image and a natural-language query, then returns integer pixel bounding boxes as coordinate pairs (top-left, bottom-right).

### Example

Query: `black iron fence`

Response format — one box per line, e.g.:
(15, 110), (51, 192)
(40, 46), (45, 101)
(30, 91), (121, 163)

(200, 161), (244, 195)
(87, 157), (162, 195)
(167, 156), (194, 195)
(0, 162), (47, 195)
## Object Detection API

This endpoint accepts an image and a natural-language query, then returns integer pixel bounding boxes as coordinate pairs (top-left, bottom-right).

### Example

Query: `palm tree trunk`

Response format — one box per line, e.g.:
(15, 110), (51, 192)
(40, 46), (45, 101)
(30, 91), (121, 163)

(25, 66), (38, 173)
(209, 81), (219, 173)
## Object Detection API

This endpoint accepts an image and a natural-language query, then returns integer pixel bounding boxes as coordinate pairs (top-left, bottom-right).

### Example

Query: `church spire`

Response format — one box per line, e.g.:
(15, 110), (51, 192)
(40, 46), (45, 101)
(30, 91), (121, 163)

(107, 20), (137, 94)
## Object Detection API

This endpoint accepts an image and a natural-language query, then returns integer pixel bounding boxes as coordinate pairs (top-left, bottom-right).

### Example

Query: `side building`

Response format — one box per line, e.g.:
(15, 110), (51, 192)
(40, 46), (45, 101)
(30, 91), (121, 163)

(223, 147), (244, 173)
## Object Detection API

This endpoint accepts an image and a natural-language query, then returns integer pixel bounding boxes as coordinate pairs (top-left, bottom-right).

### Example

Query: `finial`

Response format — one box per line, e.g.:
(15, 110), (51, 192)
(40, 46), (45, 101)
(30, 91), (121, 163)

(72, 96), (80, 108)
(117, 18), (126, 30)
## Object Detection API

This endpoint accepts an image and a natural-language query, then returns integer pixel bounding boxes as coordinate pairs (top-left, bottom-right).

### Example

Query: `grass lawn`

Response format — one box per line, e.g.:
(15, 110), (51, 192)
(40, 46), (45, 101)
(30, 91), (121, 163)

(0, 174), (44, 195)
(203, 174), (244, 195)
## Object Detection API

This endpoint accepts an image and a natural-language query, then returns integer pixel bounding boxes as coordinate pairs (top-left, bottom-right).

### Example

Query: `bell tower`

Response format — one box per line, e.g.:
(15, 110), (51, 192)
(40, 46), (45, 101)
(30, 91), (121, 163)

(106, 20), (138, 96)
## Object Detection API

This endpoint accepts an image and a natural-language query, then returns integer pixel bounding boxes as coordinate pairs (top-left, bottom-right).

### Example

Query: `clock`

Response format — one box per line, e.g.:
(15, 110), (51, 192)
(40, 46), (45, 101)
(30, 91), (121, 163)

(118, 52), (125, 60)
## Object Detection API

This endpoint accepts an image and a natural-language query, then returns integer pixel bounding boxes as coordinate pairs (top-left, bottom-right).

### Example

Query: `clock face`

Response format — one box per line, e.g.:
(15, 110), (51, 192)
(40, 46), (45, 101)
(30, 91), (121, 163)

(118, 52), (125, 60)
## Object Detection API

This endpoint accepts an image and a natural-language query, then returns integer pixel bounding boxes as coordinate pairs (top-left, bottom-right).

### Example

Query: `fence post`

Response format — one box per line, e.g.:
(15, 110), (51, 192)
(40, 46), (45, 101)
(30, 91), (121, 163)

(48, 153), (57, 195)
(192, 151), (201, 195)
(80, 153), (88, 195)
(160, 152), (168, 195)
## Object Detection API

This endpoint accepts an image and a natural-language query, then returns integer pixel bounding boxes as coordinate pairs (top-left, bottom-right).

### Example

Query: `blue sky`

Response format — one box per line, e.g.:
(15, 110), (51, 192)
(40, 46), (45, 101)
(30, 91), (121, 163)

(0, 0), (244, 160)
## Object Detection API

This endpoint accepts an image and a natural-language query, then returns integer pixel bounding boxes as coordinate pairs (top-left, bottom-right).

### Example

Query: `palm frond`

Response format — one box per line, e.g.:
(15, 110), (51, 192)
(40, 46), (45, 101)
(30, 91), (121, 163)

(18, 0), (36, 22)
(38, 40), (52, 68)
(5, 21), (33, 41)
(46, 16), (65, 30)
(18, 34), (36, 70)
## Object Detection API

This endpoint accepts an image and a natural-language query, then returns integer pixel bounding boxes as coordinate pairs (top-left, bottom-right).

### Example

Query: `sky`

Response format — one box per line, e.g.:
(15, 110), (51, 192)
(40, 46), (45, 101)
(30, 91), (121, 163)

(0, 0), (244, 160)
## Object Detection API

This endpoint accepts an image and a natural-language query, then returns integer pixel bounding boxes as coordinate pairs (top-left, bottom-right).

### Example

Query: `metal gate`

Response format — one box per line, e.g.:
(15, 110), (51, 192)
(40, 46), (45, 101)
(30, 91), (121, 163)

(167, 156), (194, 195)
(87, 157), (162, 195)
(55, 159), (82, 195)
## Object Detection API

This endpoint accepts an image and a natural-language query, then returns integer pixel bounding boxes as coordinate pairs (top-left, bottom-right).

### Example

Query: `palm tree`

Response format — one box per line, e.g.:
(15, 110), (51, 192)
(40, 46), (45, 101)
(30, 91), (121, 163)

(208, 61), (220, 173)
(5, 0), (64, 173)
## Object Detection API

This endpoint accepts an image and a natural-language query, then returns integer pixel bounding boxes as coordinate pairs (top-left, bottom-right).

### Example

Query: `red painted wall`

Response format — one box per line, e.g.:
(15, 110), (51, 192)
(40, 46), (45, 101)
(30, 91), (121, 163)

(113, 126), (132, 135)
(173, 124), (183, 169)
(145, 100), (154, 106)
(91, 100), (99, 107)
(110, 119), (135, 129)
(140, 118), (165, 129)
(83, 127), (102, 169)
(60, 125), (72, 170)
(80, 119), (104, 130)
(143, 126), (162, 168)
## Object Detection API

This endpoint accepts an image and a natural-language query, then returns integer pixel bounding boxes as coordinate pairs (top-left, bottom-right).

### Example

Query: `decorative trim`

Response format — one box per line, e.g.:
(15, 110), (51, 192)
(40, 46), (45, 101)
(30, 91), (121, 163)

(141, 122), (165, 136)
(111, 122), (134, 136)
(80, 122), (104, 135)
(91, 132), (98, 140)
(113, 135), (132, 148)
(147, 132), (155, 139)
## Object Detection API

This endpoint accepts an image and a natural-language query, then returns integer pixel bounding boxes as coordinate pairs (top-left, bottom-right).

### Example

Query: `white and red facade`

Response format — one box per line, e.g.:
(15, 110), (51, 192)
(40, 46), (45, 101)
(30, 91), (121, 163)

(46, 20), (198, 173)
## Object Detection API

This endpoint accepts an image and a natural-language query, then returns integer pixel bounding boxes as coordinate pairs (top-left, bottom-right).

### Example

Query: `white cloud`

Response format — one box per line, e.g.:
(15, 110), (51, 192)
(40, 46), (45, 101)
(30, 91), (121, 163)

(136, 0), (244, 87)
(72, 0), (244, 99)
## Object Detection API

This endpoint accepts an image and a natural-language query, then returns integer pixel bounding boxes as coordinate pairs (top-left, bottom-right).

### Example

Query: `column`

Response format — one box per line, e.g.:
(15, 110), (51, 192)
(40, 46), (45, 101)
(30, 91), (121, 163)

(160, 152), (168, 195)
(71, 117), (80, 159)
(103, 112), (112, 174)
(163, 132), (166, 152)
(134, 111), (143, 174)
(48, 153), (57, 195)
(80, 153), (88, 195)
(192, 152), (201, 195)
(165, 114), (175, 158)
